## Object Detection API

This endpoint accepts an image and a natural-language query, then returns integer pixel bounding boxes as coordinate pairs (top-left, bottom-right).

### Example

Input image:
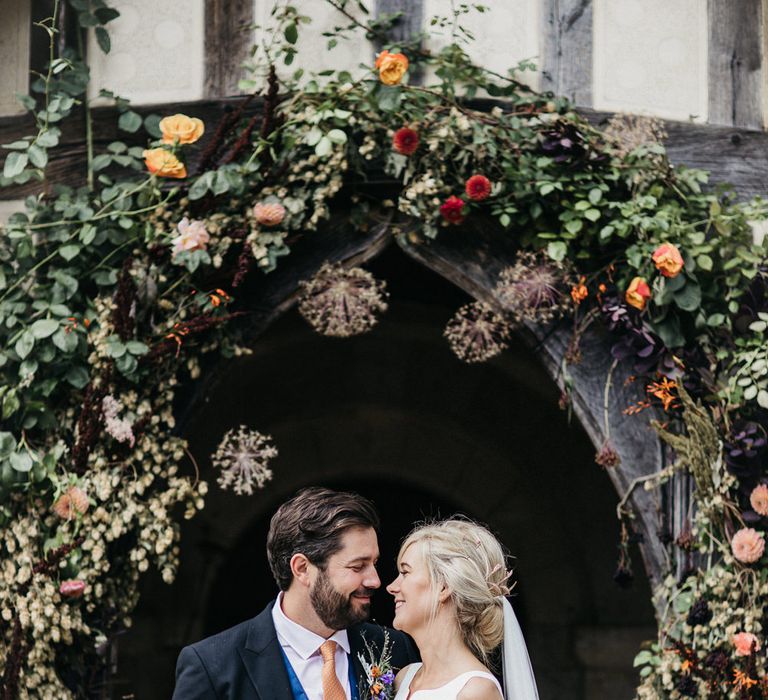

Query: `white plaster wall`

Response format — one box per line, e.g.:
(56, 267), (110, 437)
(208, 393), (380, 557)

(87, 0), (205, 105)
(0, 200), (25, 227)
(422, 0), (540, 89)
(253, 0), (375, 83)
(593, 0), (708, 122)
(0, 0), (31, 116)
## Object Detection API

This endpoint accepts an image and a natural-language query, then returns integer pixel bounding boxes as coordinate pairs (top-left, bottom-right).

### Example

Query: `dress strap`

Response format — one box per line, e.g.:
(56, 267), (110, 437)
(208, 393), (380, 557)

(446, 671), (504, 697)
(400, 663), (422, 689)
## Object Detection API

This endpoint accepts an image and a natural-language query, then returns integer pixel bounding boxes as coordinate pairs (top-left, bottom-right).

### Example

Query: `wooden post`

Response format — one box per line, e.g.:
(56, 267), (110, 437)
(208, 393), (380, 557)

(204, 0), (254, 99)
(540, 0), (593, 106)
(708, 0), (765, 129)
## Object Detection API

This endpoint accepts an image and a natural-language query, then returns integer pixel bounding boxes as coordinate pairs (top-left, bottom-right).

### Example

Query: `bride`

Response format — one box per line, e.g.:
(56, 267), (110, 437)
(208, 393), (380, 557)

(386, 519), (539, 700)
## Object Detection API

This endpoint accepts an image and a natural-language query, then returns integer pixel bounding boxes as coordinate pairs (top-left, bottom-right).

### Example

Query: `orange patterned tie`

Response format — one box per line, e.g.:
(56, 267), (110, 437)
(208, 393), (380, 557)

(320, 640), (346, 700)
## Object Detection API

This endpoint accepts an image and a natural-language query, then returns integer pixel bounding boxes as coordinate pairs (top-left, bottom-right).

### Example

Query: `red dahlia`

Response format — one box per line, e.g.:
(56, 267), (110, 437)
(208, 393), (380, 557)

(393, 127), (419, 155)
(465, 174), (492, 201)
(440, 195), (466, 225)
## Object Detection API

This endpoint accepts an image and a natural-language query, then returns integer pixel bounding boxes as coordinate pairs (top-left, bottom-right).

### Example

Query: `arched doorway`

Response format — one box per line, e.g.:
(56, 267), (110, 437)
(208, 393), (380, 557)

(118, 247), (655, 699)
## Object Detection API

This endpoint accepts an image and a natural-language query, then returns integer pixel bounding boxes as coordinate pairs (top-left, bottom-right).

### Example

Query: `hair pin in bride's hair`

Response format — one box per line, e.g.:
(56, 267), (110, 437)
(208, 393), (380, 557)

(486, 563), (515, 597)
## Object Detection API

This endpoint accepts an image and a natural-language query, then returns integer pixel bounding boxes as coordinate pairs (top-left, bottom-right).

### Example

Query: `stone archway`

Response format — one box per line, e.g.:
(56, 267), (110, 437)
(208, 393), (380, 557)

(118, 245), (657, 700)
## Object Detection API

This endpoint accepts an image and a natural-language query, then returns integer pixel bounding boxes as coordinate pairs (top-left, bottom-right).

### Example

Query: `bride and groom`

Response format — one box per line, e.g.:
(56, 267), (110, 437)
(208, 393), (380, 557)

(172, 487), (538, 699)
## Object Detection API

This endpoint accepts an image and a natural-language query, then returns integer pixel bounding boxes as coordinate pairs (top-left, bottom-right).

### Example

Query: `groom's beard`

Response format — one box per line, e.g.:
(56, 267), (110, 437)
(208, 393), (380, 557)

(310, 572), (374, 630)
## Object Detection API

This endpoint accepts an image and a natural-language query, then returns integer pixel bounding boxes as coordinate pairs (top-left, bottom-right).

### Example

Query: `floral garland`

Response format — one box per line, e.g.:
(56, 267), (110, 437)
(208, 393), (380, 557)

(0, 2), (767, 698)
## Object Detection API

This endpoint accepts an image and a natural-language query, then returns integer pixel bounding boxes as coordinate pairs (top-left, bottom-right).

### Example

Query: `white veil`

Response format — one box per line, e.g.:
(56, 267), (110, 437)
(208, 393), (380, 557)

(500, 596), (539, 700)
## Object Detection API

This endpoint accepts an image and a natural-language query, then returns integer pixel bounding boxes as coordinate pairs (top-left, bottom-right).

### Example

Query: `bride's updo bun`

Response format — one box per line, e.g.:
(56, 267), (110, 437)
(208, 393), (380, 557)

(398, 518), (511, 664)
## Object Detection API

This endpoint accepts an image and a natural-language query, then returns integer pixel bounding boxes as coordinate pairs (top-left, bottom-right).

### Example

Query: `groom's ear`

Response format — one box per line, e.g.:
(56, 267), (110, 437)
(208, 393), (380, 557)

(290, 553), (313, 587)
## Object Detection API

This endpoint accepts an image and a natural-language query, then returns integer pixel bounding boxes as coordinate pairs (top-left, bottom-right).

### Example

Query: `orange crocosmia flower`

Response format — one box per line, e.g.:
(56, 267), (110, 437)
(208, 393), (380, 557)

(375, 50), (409, 85)
(625, 276), (651, 310)
(652, 243), (684, 278)
(571, 276), (588, 304)
(143, 148), (187, 178)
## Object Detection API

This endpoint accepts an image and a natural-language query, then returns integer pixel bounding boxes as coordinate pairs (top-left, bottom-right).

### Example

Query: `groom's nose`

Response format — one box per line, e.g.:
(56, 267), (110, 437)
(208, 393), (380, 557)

(363, 565), (381, 590)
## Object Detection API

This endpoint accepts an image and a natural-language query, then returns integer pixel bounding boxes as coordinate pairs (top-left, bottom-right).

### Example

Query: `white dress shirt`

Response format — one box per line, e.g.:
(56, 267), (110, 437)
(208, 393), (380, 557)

(272, 592), (352, 700)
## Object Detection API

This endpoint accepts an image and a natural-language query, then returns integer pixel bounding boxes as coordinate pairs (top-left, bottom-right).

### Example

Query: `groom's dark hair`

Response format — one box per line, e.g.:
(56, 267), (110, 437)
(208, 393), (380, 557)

(267, 486), (380, 591)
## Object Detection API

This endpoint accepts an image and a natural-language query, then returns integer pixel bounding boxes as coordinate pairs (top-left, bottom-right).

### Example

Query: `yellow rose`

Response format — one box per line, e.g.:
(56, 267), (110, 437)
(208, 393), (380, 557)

(160, 114), (205, 145)
(143, 148), (187, 178)
(375, 50), (408, 86)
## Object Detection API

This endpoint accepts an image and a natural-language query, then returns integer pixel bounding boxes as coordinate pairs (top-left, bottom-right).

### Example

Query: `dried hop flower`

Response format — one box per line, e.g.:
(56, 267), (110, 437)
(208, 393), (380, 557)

(53, 486), (89, 520)
(495, 251), (574, 324)
(444, 301), (512, 363)
(602, 113), (667, 159)
(212, 426), (277, 496)
(298, 263), (389, 337)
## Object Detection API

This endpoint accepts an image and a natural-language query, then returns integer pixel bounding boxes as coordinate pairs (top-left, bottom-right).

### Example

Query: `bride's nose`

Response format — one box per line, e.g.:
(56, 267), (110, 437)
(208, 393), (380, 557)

(386, 577), (399, 595)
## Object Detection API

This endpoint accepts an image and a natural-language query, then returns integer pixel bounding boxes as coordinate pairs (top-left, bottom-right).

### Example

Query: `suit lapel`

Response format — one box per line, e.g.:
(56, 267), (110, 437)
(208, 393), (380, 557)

(239, 602), (295, 700)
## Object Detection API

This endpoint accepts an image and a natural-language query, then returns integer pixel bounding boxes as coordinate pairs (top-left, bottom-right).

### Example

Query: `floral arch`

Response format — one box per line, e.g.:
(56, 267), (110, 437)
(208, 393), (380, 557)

(1, 3), (768, 699)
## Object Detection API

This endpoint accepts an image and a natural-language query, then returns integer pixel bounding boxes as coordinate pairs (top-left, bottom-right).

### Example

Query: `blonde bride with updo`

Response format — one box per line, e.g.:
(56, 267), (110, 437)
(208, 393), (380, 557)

(386, 519), (538, 700)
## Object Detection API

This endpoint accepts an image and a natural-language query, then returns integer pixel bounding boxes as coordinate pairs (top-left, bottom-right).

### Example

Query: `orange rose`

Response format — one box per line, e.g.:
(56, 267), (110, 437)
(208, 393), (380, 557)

(375, 50), (408, 86)
(143, 148), (187, 178)
(652, 243), (684, 278)
(160, 114), (205, 145)
(625, 276), (651, 310)
(53, 486), (89, 520)
(733, 632), (760, 656)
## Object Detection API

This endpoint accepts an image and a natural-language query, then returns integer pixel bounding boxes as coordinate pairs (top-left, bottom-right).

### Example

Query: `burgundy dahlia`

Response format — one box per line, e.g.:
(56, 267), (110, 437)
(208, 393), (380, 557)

(440, 195), (466, 225)
(393, 127), (419, 155)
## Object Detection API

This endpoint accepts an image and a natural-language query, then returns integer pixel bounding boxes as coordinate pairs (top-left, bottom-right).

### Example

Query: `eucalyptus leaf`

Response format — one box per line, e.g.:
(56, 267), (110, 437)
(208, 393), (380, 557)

(30, 319), (58, 339)
(9, 451), (32, 473)
(3, 151), (28, 178)
(15, 330), (34, 359)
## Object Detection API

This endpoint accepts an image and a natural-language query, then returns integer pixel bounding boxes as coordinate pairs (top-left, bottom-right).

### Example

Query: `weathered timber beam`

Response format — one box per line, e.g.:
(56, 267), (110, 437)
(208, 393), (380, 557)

(204, 0), (254, 99)
(541, 0), (593, 106)
(1, 97), (767, 202)
(394, 220), (669, 608)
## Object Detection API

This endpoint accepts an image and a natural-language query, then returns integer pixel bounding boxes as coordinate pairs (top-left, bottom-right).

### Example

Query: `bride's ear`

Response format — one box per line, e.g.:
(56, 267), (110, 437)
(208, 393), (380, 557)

(437, 583), (451, 604)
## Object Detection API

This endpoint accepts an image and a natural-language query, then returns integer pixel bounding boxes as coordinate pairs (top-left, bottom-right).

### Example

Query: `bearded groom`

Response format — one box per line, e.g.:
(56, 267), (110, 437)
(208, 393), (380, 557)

(172, 487), (419, 699)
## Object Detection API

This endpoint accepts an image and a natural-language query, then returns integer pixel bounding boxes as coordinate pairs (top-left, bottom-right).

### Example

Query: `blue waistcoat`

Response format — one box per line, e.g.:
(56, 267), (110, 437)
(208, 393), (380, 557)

(280, 647), (361, 700)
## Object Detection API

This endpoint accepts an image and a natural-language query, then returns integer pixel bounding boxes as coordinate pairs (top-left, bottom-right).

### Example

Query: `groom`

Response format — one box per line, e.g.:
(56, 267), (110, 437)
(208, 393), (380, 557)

(172, 487), (418, 699)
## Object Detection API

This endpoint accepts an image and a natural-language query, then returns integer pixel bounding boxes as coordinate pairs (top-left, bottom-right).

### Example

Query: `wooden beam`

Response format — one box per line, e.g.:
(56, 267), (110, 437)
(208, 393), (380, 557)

(375, 0), (424, 47)
(204, 0), (254, 99)
(540, 0), (593, 106)
(708, 0), (765, 129)
(2, 97), (768, 201)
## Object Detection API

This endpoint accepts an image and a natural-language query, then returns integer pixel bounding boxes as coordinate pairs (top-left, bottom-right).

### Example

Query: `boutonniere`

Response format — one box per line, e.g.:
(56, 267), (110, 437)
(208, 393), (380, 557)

(357, 630), (396, 699)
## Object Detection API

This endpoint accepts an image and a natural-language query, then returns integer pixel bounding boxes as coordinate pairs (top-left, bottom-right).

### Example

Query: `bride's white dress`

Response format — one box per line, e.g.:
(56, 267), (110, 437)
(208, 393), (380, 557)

(393, 663), (504, 699)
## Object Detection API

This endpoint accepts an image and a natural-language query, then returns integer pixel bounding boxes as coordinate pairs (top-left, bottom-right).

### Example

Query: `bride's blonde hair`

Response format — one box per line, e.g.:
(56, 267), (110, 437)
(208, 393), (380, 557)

(397, 518), (512, 665)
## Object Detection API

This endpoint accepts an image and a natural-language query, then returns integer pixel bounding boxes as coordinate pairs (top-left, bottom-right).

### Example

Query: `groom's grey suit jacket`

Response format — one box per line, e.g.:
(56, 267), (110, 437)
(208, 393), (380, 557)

(171, 600), (419, 700)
